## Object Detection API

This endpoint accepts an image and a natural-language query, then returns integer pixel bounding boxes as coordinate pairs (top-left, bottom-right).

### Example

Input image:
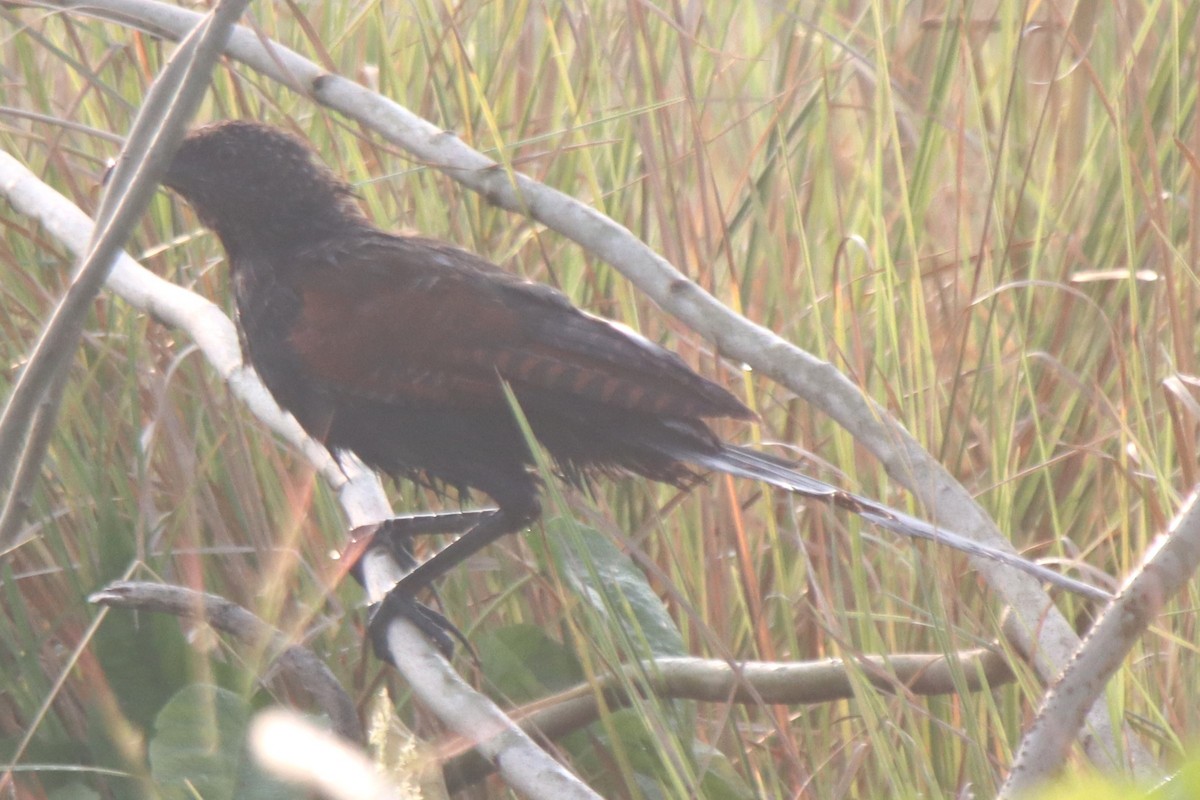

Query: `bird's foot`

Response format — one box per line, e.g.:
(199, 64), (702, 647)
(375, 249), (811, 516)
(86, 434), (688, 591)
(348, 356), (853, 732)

(366, 590), (470, 661)
(343, 512), (490, 661)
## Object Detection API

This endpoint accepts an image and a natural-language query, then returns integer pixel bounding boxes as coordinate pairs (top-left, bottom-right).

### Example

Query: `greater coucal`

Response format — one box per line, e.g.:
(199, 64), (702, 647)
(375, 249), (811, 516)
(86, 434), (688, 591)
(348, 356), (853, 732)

(157, 121), (1104, 649)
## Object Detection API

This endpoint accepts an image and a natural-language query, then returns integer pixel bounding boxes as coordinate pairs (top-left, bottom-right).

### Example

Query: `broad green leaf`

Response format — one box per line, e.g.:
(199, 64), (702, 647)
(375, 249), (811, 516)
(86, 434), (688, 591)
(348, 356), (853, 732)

(543, 516), (685, 658)
(148, 684), (292, 800)
(476, 623), (583, 703)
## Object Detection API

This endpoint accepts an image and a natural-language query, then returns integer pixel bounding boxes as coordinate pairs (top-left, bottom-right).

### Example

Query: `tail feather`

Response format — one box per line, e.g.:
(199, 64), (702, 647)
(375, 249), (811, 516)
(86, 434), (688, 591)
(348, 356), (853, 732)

(687, 444), (1109, 603)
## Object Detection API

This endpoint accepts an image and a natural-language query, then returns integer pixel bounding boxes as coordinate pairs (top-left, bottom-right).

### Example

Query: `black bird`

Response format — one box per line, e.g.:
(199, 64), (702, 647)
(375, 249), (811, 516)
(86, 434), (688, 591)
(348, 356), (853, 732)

(159, 121), (1105, 649)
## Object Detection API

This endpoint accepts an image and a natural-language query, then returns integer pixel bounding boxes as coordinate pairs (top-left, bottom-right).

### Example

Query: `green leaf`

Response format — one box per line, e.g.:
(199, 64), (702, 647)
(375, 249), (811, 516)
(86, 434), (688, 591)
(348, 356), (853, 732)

(93, 610), (188, 731)
(476, 623), (583, 703)
(148, 684), (293, 800)
(150, 684), (247, 800)
(47, 783), (103, 800)
(693, 741), (758, 800)
(543, 515), (685, 658)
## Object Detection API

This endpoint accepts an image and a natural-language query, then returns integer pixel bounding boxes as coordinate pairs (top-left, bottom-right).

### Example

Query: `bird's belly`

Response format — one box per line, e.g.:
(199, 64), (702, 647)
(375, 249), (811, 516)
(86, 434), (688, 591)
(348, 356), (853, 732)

(324, 399), (538, 504)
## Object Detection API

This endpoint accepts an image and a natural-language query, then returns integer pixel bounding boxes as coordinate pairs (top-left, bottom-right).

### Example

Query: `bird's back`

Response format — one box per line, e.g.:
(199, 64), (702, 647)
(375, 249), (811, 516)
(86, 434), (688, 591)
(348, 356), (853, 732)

(249, 228), (753, 496)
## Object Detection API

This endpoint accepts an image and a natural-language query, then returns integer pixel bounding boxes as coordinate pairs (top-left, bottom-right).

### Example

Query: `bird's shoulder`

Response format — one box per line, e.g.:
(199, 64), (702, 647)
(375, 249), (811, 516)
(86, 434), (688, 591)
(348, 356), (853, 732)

(296, 230), (571, 310)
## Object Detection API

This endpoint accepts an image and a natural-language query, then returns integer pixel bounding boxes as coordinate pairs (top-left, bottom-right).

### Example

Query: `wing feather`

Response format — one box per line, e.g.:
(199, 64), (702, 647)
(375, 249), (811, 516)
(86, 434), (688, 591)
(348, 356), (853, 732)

(286, 234), (752, 420)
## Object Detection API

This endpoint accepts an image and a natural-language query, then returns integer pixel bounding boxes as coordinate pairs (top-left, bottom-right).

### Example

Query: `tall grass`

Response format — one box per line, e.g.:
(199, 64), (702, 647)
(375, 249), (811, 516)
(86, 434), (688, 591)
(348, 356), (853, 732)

(2, 2), (1197, 797)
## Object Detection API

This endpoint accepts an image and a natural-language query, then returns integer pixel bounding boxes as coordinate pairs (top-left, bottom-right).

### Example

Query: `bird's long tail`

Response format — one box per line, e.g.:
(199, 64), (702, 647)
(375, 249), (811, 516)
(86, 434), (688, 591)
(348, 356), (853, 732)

(683, 443), (1110, 602)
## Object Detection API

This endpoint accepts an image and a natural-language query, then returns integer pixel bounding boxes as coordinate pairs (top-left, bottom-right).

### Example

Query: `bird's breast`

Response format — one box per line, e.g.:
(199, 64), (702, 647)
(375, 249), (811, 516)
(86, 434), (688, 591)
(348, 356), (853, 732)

(230, 258), (336, 436)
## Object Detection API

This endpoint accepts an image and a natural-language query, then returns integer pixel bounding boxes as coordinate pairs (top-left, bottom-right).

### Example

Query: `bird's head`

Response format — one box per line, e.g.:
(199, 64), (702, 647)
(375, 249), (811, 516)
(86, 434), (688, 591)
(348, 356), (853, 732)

(163, 120), (367, 255)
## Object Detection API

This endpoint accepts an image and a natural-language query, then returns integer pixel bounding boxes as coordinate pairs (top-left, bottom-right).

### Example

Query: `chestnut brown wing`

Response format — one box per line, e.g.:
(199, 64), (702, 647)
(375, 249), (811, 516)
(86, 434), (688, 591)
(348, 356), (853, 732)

(286, 234), (753, 420)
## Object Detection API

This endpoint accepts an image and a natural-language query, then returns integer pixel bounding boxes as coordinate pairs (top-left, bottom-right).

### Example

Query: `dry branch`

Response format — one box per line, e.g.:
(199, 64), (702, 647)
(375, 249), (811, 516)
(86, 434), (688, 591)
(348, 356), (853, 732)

(444, 648), (1014, 791)
(1000, 490), (1200, 797)
(90, 580), (362, 744)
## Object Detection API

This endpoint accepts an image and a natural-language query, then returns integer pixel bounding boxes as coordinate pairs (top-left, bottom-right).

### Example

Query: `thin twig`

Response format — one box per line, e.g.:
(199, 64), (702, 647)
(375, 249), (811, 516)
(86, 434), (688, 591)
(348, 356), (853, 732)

(0, 0), (248, 550)
(0, 366), (68, 551)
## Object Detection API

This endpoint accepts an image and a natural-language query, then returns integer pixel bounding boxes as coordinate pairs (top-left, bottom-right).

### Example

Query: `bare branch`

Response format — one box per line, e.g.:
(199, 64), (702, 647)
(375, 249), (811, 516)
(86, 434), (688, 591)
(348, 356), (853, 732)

(445, 648), (1015, 791)
(999, 490), (1200, 797)
(90, 580), (361, 744)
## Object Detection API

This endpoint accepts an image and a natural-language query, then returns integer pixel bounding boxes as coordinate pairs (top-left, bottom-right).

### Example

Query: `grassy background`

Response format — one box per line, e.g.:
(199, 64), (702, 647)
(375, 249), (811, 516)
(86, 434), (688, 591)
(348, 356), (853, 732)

(2, 1), (1198, 797)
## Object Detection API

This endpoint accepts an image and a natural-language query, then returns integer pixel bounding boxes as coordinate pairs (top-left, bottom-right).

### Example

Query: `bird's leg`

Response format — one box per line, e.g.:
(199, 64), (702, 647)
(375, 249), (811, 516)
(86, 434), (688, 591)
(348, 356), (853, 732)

(345, 511), (493, 659)
(367, 500), (540, 660)
(390, 502), (539, 594)
(345, 510), (493, 584)
(347, 509), (499, 574)
(377, 509), (500, 537)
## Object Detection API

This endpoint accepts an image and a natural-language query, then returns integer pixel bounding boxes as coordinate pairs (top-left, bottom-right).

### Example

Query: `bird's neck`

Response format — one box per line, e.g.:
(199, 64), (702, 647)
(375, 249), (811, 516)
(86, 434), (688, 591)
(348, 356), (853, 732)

(214, 205), (371, 261)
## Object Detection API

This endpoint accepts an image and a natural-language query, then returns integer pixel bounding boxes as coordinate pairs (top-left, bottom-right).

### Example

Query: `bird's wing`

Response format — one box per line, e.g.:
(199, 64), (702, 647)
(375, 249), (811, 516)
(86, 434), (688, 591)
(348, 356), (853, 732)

(286, 234), (751, 419)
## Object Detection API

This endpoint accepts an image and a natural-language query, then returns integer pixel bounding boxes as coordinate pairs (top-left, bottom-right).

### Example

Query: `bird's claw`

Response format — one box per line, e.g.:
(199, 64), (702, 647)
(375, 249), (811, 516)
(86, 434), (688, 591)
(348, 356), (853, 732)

(366, 590), (470, 661)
